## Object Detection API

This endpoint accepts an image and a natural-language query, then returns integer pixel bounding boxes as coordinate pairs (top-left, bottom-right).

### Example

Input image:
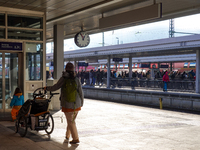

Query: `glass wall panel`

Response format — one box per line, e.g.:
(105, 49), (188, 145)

(26, 93), (33, 100)
(8, 15), (43, 29)
(8, 29), (42, 41)
(0, 14), (5, 26)
(5, 53), (18, 109)
(0, 53), (2, 109)
(26, 43), (43, 80)
(46, 42), (53, 54)
(0, 28), (5, 39)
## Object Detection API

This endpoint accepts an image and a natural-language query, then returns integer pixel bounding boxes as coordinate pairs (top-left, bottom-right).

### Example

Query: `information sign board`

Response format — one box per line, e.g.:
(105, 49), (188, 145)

(78, 62), (88, 67)
(160, 65), (169, 68)
(0, 42), (22, 51)
(113, 58), (123, 62)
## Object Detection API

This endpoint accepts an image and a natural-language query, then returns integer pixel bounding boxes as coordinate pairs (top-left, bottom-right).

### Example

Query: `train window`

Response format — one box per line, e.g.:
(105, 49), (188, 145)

(111, 65), (114, 69)
(189, 62), (196, 68)
(120, 64), (123, 69)
(98, 65), (101, 69)
(184, 62), (188, 68)
(124, 64), (128, 69)
(135, 64), (138, 68)
(102, 65), (104, 69)
(132, 64), (134, 68)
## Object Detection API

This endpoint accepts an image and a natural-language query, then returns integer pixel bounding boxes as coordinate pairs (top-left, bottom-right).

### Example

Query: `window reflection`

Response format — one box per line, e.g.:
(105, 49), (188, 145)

(0, 28), (5, 39)
(26, 43), (43, 80)
(0, 14), (5, 26)
(5, 53), (18, 109)
(8, 15), (42, 29)
(8, 29), (42, 41)
(0, 53), (2, 109)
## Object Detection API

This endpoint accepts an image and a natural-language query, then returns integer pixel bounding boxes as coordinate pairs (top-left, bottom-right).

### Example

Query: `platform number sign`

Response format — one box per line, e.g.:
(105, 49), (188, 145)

(113, 58), (123, 62)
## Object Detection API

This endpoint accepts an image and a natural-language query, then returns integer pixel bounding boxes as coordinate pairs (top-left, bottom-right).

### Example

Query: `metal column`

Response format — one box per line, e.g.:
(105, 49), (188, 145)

(53, 25), (64, 79)
(196, 50), (200, 93)
(74, 61), (76, 72)
(129, 56), (132, 78)
(169, 19), (174, 38)
(107, 56), (111, 88)
(170, 62), (173, 71)
(2, 53), (5, 111)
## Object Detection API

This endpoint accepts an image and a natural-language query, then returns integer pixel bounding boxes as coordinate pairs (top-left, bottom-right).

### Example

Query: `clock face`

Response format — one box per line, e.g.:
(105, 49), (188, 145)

(74, 32), (90, 47)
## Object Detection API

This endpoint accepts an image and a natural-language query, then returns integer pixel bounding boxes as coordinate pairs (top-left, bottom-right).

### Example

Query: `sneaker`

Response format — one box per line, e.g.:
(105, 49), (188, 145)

(69, 139), (80, 144)
(63, 137), (69, 143)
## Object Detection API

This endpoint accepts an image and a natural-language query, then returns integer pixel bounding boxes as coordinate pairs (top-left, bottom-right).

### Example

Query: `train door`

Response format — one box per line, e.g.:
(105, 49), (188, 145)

(0, 52), (23, 120)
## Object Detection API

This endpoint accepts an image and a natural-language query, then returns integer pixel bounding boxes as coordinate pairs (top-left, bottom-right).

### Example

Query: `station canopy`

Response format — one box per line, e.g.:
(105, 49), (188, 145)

(1, 0), (200, 41)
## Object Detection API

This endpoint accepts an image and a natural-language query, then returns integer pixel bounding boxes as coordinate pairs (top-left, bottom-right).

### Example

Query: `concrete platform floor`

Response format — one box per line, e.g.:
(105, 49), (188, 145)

(1, 98), (200, 150)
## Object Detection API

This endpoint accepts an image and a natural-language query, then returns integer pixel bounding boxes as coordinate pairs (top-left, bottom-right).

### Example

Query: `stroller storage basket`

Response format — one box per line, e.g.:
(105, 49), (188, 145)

(30, 99), (49, 114)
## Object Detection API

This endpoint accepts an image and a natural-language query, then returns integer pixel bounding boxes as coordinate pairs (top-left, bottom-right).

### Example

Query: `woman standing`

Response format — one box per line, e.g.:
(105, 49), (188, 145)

(45, 62), (84, 144)
(162, 71), (170, 92)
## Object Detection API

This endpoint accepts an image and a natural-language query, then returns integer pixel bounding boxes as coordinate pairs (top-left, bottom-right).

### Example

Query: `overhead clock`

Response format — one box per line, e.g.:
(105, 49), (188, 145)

(74, 31), (90, 48)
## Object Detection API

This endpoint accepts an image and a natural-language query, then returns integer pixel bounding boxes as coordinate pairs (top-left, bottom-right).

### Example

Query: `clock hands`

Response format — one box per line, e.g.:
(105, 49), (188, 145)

(80, 33), (85, 40)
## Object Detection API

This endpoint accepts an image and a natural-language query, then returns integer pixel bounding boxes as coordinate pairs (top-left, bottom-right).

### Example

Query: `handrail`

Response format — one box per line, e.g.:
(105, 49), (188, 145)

(82, 78), (196, 92)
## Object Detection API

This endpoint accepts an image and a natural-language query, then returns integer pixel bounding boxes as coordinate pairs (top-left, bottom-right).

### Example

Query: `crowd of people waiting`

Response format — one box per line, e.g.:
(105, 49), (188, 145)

(76, 69), (196, 86)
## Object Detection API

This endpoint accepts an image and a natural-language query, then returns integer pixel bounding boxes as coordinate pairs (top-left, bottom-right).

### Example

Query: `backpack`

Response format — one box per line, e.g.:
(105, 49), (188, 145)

(62, 78), (77, 103)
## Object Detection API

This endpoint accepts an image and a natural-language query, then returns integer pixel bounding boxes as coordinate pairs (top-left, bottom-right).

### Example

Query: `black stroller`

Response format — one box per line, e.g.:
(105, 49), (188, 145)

(15, 87), (59, 137)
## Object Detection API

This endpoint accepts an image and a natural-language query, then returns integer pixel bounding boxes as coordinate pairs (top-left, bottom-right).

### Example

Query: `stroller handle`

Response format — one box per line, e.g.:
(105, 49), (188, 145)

(33, 87), (46, 99)
(33, 87), (59, 99)
(49, 91), (59, 99)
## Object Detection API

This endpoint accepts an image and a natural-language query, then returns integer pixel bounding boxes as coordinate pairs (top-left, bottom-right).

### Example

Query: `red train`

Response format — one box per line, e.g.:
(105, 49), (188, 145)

(47, 62), (196, 74)
(93, 62), (196, 73)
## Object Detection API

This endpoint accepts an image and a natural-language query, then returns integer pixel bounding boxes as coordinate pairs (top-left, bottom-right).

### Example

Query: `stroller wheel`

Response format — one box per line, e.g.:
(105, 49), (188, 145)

(45, 114), (54, 134)
(18, 116), (28, 137)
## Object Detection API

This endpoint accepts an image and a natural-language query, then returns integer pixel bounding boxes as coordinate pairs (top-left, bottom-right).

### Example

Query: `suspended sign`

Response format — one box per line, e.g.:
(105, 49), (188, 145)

(113, 58), (123, 62)
(141, 64), (150, 68)
(0, 42), (22, 51)
(160, 65), (169, 68)
(78, 62), (88, 67)
(151, 63), (158, 69)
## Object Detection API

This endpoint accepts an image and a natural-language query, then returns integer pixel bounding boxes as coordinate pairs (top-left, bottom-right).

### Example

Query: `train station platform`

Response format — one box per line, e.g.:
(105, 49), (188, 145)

(83, 86), (200, 112)
(1, 98), (200, 150)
